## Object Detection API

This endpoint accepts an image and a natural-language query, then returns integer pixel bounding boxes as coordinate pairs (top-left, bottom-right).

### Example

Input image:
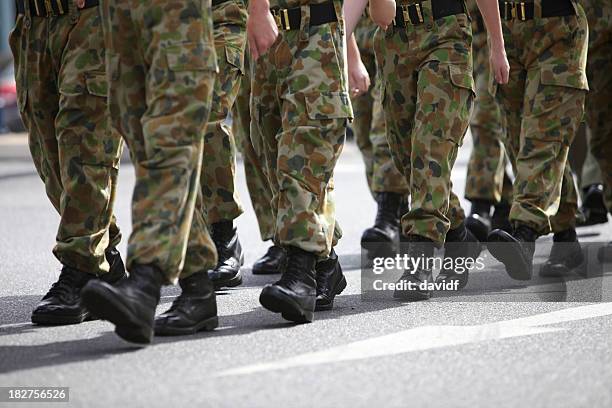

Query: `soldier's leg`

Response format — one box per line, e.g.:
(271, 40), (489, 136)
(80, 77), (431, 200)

(360, 47), (410, 259)
(11, 4), (126, 326)
(489, 8), (588, 280)
(465, 29), (507, 241)
(197, 1), (248, 289)
(82, 0), (217, 344)
(231, 56), (285, 275)
(256, 6), (351, 322)
(376, 10), (475, 300)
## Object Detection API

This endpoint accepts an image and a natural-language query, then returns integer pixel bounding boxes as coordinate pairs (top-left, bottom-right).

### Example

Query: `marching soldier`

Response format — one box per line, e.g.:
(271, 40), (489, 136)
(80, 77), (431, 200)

(349, 16), (411, 260)
(488, 0), (589, 279)
(364, 0), (507, 297)
(153, 0), (249, 336)
(81, 0), (219, 344)
(247, 0), (351, 322)
(463, 0), (513, 241)
(10, 0), (126, 325)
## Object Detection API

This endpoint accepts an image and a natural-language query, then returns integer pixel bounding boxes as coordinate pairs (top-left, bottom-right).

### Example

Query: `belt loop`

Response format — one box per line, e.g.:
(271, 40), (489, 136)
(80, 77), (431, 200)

(23, 0), (32, 27)
(420, 0), (434, 31)
(533, 0), (542, 19)
(299, 4), (310, 42)
(68, 0), (79, 24)
(332, 0), (344, 36)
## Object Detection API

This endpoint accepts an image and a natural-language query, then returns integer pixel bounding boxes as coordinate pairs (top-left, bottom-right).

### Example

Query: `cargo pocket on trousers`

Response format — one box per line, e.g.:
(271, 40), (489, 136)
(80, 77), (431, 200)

(225, 44), (245, 74)
(529, 66), (588, 145)
(447, 64), (475, 146)
(304, 92), (354, 121)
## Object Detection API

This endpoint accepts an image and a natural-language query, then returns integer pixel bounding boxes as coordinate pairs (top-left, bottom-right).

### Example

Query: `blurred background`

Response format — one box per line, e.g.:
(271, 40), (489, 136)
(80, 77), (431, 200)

(0, 2), (25, 134)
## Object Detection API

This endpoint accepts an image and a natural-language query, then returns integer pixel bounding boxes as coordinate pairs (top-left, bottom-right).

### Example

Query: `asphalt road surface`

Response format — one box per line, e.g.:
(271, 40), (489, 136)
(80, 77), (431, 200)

(1, 133), (611, 408)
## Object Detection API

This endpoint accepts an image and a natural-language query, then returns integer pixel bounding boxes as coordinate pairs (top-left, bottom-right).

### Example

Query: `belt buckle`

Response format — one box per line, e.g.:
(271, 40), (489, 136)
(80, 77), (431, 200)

(401, 4), (410, 25)
(414, 3), (424, 24)
(43, 0), (54, 16)
(272, 8), (291, 30)
(519, 2), (526, 20)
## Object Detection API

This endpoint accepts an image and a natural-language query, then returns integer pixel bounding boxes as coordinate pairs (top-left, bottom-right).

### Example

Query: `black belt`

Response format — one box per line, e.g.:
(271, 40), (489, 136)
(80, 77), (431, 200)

(394, 0), (465, 27)
(499, 0), (575, 20)
(16, 0), (99, 16)
(271, 1), (337, 31)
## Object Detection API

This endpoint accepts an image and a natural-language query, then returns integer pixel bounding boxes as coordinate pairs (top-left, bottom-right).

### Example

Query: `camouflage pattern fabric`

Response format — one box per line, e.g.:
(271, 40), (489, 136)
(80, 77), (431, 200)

(464, 0), (513, 205)
(584, 0), (612, 212)
(492, 1), (589, 235)
(101, 0), (218, 282)
(232, 54), (276, 242)
(200, 0), (247, 225)
(250, 0), (351, 257)
(10, 5), (122, 275)
(352, 18), (409, 198)
(374, 3), (472, 246)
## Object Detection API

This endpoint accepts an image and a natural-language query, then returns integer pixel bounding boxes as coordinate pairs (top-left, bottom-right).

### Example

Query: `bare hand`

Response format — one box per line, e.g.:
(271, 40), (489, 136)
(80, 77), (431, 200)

(247, 3), (279, 60)
(490, 46), (510, 84)
(348, 56), (371, 97)
(76, 0), (85, 8)
(369, 0), (396, 30)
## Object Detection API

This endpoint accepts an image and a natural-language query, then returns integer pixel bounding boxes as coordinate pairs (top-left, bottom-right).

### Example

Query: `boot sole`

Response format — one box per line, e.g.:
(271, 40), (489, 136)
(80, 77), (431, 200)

(259, 287), (314, 323)
(213, 271), (243, 290)
(31, 311), (93, 326)
(81, 283), (153, 345)
(487, 232), (532, 281)
(315, 275), (348, 311)
(154, 316), (219, 336)
(393, 288), (432, 301)
(540, 251), (585, 277)
(252, 267), (281, 275)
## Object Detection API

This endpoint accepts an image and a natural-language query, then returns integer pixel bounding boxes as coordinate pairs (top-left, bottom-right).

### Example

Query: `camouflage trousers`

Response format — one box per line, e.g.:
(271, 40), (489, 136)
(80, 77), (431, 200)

(250, 12), (351, 257)
(375, 8), (473, 245)
(10, 5), (122, 275)
(351, 47), (409, 197)
(465, 29), (513, 204)
(232, 55), (276, 242)
(200, 0), (247, 225)
(584, 0), (612, 212)
(493, 5), (589, 235)
(101, 0), (218, 282)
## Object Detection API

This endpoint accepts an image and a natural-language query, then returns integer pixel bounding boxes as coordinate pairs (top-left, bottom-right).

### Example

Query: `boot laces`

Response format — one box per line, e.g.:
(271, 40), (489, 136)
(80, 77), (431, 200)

(43, 267), (84, 301)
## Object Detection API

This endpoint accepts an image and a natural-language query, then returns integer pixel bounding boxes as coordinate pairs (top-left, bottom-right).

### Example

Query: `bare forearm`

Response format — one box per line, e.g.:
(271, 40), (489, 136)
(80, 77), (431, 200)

(475, 0), (504, 48)
(344, 0), (369, 35)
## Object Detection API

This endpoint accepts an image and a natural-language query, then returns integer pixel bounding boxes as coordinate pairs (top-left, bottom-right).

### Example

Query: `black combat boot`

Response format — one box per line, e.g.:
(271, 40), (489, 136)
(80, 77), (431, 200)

(252, 245), (285, 275)
(466, 200), (493, 242)
(436, 222), (482, 290)
(578, 184), (608, 226)
(393, 235), (435, 301)
(81, 264), (164, 344)
(361, 192), (403, 258)
(540, 228), (584, 277)
(259, 246), (317, 323)
(154, 271), (218, 335)
(315, 249), (347, 311)
(31, 247), (126, 325)
(491, 200), (513, 233)
(208, 221), (244, 289)
(488, 224), (538, 280)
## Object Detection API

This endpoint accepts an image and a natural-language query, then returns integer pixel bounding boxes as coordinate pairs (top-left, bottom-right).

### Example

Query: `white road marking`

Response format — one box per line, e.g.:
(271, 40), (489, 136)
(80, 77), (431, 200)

(218, 303), (612, 377)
